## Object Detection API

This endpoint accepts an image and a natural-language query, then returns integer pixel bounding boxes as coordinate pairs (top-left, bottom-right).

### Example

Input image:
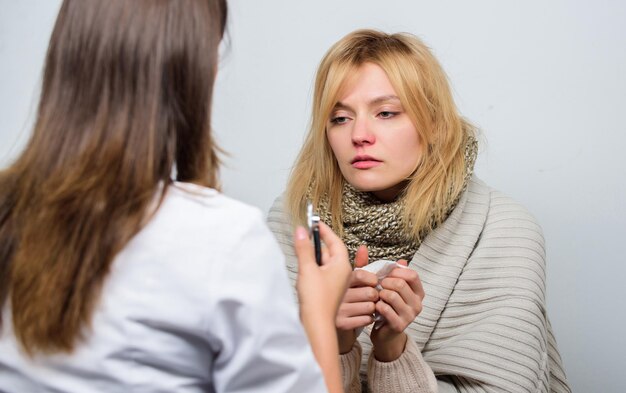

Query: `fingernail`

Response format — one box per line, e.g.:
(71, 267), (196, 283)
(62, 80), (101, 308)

(295, 226), (308, 240)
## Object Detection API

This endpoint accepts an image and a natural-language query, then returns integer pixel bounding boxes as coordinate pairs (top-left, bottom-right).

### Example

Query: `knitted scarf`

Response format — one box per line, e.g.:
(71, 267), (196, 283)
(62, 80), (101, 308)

(317, 135), (478, 263)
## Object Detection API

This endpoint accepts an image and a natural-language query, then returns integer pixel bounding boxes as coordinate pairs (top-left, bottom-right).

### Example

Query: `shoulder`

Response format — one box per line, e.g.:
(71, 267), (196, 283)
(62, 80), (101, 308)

(464, 178), (547, 293)
(446, 177), (544, 250)
(131, 182), (273, 271)
(267, 193), (291, 228)
(265, 193), (300, 275)
(126, 183), (291, 304)
(266, 193), (294, 245)
(160, 182), (266, 241)
(167, 182), (263, 225)
(471, 178), (545, 247)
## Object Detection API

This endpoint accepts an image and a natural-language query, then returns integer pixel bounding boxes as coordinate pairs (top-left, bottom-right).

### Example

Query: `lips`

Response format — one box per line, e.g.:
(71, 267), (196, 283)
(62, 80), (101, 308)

(351, 155), (381, 169)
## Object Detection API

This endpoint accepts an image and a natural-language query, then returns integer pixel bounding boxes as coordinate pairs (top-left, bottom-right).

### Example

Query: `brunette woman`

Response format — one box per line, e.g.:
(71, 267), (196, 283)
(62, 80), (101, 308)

(0, 1), (349, 392)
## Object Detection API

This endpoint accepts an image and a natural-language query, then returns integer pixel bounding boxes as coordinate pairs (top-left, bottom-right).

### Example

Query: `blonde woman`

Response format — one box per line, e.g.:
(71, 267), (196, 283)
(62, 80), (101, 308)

(0, 1), (350, 392)
(268, 29), (571, 393)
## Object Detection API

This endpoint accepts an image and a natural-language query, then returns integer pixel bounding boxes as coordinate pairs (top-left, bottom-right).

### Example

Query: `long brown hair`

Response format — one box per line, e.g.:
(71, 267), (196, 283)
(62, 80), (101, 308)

(0, 0), (227, 354)
(286, 30), (475, 238)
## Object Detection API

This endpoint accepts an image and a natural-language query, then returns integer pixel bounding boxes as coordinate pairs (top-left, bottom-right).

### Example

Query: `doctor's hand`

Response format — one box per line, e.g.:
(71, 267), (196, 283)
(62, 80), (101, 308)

(294, 222), (351, 325)
(335, 245), (379, 354)
(370, 259), (424, 362)
(294, 222), (351, 393)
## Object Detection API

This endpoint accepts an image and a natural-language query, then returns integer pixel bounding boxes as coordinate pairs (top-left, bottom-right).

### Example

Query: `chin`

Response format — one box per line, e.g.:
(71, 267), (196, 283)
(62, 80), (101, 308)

(346, 180), (387, 193)
(342, 171), (394, 193)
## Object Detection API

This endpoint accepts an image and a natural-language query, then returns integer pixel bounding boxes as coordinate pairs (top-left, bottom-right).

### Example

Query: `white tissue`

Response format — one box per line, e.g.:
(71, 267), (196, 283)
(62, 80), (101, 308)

(355, 260), (406, 330)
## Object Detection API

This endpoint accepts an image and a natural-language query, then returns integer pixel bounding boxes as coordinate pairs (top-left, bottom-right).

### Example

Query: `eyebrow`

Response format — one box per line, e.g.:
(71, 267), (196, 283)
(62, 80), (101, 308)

(370, 95), (401, 105)
(333, 95), (401, 111)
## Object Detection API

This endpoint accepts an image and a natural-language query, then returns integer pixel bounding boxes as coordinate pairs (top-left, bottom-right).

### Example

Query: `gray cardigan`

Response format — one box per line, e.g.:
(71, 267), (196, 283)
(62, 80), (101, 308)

(268, 177), (571, 393)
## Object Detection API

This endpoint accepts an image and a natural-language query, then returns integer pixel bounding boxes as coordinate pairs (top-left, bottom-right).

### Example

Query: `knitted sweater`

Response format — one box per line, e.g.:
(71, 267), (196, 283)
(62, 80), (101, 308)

(268, 177), (571, 393)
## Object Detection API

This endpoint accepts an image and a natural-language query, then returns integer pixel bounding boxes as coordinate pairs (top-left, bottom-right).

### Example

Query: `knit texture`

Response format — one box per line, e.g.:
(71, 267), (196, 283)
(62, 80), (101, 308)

(268, 177), (571, 393)
(333, 183), (419, 262)
(367, 336), (438, 392)
(340, 339), (363, 393)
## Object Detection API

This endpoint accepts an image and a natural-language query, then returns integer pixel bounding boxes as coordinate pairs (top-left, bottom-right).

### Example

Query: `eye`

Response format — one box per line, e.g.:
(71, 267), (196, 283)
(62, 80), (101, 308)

(378, 111), (398, 119)
(330, 116), (349, 125)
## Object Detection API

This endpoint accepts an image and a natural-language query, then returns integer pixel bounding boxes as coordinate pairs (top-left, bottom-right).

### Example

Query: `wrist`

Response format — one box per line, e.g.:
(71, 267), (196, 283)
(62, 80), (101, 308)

(337, 328), (357, 354)
(372, 331), (407, 362)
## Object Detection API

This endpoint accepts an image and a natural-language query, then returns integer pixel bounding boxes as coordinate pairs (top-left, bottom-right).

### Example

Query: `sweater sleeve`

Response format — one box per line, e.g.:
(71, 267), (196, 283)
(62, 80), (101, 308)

(367, 337), (438, 393)
(340, 341), (363, 393)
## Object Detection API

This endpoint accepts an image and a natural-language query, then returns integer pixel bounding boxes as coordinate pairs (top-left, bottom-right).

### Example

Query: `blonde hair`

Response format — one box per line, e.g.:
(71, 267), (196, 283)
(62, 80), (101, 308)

(286, 29), (476, 239)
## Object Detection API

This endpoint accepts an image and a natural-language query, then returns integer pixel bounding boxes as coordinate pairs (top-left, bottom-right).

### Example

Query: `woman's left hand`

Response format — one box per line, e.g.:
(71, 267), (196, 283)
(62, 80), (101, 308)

(370, 259), (424, 362)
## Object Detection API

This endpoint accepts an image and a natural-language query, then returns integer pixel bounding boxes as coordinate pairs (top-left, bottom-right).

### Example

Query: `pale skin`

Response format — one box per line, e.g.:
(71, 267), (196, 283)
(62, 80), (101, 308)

(294, 222), (352, 393)
(327, 63), (426, 362)
(326, 63), (421, 203)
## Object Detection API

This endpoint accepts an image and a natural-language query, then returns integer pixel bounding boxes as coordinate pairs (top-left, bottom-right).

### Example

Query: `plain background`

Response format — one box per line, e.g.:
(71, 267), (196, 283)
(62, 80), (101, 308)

(1, 1), (625, 391)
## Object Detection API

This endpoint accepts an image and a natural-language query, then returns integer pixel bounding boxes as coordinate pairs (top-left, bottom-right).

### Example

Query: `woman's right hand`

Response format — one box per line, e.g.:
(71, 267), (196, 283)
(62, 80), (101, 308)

(335, 245), (379, 354)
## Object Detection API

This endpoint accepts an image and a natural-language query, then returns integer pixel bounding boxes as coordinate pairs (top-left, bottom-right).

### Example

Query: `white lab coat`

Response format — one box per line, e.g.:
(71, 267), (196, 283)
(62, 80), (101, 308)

(0, 182), (326, 393)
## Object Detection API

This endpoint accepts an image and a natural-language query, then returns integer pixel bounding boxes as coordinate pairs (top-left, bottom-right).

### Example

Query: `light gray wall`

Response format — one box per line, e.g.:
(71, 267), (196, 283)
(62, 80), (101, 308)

(2, 1), (625, 392)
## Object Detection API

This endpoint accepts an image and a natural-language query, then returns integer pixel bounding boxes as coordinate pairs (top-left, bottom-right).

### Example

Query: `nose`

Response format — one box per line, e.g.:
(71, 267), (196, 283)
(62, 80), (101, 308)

(351, 117), (375, 146)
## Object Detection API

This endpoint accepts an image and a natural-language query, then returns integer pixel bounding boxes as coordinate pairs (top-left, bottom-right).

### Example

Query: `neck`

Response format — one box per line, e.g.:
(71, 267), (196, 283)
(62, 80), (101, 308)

(371, 181), (408, 202)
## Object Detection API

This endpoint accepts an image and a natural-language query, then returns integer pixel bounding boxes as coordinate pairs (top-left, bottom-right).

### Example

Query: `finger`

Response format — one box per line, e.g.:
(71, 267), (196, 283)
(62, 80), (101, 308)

(378, 286), (410, 314)
(374, 300), (404, 332)
(342, 286), (379, 303)
(318, 222), (348, 262)
(380, 277), (419, 306)
(293, 226), (316, 273)
(349, 269), (379, 288)
(379, 287), (419, 314)
(378, 276), (422, 325)
(316, 223), (352, 293)
(354, 244), (369, 268)
(336, 315), (375, 331)
(321, 243), (329, 263)
(338, 301), (377, 319)
(387, 267), (424, 299)
(379, 286), (422, 321)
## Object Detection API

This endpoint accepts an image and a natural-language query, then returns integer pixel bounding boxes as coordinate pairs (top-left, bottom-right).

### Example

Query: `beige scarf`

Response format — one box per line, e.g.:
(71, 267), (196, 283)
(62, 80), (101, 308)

(317, 136), (478, 263)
